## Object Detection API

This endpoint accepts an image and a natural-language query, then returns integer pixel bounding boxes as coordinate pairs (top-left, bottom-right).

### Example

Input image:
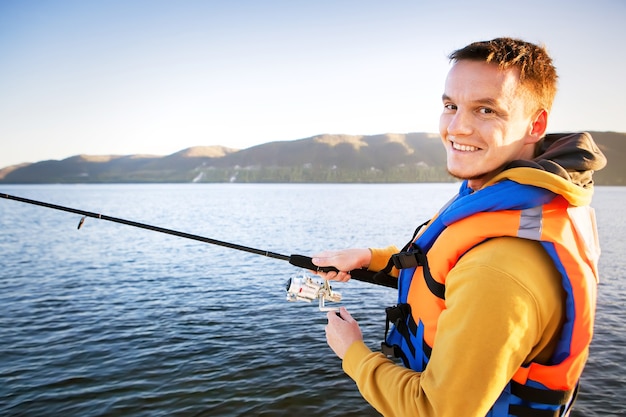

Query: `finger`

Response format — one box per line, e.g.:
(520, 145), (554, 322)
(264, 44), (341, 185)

(336, 271), (351, 282)
(338, 306), (353, 321)
(314, 270), (338, 280)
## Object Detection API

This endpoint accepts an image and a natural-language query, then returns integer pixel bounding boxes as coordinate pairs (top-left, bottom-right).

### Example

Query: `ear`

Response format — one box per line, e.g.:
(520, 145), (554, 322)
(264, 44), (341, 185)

(528, 109), (548, 144)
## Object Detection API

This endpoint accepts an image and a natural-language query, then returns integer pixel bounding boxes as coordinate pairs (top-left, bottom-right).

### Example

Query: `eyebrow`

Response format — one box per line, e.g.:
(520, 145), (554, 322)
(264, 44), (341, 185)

(442, 94), (502, 109)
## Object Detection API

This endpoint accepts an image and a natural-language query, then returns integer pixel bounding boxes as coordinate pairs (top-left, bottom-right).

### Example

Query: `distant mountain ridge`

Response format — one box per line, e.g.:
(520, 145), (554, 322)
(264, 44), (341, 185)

(1, 131), (623, 185)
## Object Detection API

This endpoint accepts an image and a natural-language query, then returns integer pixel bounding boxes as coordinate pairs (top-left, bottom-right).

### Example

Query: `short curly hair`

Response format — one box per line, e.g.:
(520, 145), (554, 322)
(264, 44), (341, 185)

(448, 37), (558, 113)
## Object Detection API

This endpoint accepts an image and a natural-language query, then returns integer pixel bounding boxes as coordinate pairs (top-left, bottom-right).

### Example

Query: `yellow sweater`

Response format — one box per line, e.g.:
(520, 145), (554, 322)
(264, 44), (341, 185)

(343, 237), (565, 417)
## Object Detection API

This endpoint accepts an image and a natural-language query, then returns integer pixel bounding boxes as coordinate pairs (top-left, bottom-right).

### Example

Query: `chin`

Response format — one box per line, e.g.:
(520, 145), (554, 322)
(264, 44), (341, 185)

(447, 168), (487, 182)
(447, 166), (470, 179)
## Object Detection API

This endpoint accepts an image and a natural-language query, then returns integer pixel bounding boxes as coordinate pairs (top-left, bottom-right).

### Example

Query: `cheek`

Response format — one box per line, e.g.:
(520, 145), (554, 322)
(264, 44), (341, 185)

(439, 114), (449, 137)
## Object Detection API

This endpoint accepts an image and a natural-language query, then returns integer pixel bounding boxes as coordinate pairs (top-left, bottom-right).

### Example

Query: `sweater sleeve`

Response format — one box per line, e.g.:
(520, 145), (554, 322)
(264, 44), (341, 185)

(368, 245), (399, 272)
(342, 237), (564, 417)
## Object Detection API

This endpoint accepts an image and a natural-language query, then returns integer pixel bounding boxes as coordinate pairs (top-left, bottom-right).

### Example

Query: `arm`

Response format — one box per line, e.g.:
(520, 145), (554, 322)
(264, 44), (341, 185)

(340, 238), (563, 417)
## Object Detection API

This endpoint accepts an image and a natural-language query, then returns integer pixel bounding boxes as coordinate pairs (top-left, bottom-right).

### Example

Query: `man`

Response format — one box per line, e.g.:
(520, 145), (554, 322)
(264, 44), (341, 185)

(312, 38), (606, 416)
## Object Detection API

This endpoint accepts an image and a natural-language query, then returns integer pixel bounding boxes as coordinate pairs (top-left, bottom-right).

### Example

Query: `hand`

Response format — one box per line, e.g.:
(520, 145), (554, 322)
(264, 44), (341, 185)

(312, 248), (371, 282)
(325, 307), (363, 359)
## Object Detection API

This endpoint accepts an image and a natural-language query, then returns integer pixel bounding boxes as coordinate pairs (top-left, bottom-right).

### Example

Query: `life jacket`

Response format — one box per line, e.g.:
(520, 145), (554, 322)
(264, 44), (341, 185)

(382, 179), (599, 417)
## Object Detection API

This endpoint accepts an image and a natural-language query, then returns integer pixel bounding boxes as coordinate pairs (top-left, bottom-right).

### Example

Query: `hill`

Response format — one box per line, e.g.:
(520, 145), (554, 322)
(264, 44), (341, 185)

(0, 131), (623, 185)
(584, 131), (624, 185)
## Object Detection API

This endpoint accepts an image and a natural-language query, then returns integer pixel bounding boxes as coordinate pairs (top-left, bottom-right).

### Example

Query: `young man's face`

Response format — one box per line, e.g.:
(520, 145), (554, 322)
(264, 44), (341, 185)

(439, 60), (545, 190)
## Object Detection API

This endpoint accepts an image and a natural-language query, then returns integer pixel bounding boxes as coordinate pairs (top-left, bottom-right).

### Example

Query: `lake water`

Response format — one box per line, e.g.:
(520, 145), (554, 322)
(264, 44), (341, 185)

(0, 183), (624, 416)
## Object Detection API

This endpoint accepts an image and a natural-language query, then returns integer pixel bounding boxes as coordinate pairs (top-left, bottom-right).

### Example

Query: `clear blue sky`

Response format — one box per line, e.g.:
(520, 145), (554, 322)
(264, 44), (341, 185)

(1, 0), (624, 168)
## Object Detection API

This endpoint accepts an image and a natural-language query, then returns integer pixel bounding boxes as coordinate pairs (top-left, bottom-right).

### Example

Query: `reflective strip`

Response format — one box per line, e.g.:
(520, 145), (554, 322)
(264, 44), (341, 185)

(518, 206), (543, 240)
(567, 205), (601, 279)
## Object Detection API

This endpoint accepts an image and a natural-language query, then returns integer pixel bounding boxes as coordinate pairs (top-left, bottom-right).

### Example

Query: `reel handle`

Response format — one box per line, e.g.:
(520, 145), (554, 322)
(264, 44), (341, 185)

(288, 254), (397, 289)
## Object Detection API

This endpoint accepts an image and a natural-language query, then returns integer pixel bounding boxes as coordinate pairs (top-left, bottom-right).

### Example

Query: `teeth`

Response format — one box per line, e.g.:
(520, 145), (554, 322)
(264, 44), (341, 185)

(452, 141), (478, 152)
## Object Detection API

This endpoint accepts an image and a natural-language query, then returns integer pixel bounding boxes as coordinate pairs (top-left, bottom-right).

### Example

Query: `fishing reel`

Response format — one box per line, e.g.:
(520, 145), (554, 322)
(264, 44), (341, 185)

(285, 272), (342, 311)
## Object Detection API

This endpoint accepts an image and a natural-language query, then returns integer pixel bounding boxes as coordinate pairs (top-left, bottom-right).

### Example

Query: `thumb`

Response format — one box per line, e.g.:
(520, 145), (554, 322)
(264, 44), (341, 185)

(336, 306), (354, 321)
(312, 253), (336, 267)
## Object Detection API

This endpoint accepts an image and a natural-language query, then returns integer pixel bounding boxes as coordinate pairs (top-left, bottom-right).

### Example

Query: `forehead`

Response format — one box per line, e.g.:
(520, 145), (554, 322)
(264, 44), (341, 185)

(444, 60), (522, 104)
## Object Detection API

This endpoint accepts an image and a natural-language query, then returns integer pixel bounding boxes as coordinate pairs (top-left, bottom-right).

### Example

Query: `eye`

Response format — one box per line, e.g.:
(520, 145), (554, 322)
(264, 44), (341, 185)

(443, 103), (457, 111)
(478, 107), (495, 115)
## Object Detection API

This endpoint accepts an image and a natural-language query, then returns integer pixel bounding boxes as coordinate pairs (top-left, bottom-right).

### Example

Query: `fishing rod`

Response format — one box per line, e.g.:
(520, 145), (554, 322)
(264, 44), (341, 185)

(1, 193), (397, 289)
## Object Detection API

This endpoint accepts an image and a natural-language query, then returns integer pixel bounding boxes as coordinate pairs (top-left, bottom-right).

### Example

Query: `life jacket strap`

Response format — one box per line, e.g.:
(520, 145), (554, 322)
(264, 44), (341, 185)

(391, 247), (446, 300)
(380, 342), (401, 358)
(370, 221), (431, 288)
(383, 303), (415, 357)
(508, 405), (560, 417)
(510, 380), (574, 405)
(508, 380), (578, 417)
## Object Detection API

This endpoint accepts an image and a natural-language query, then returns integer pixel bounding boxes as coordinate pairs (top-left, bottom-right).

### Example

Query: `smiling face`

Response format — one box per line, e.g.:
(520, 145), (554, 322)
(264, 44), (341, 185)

(439, 60), (548, 190)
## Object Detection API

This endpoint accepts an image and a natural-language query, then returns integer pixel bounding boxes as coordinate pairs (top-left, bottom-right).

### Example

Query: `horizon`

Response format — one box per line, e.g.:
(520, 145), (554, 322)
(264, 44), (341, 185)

(3, 129), (624, 170)
(1, 1), (625, 168)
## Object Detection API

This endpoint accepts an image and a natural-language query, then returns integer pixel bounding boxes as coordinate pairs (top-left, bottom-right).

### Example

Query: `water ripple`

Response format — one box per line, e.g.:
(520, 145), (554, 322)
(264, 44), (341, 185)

(1, 184), (624, 416)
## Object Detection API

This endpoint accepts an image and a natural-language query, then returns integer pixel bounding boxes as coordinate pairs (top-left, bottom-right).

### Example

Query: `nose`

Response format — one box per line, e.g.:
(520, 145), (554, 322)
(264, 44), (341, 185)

(443, 109), (473, 137)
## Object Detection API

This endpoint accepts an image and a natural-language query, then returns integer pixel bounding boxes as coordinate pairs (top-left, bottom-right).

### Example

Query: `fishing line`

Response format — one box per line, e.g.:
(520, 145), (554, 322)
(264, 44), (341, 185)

(1, 193), (397, 288)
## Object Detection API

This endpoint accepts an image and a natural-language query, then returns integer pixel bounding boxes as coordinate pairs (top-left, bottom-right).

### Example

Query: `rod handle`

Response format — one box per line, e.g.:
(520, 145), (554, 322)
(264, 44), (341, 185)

(288, 254), (397, 289)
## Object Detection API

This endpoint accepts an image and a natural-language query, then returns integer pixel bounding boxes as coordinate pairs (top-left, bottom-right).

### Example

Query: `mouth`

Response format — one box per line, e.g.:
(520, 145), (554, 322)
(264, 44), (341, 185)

(450, 140), (480, 152)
